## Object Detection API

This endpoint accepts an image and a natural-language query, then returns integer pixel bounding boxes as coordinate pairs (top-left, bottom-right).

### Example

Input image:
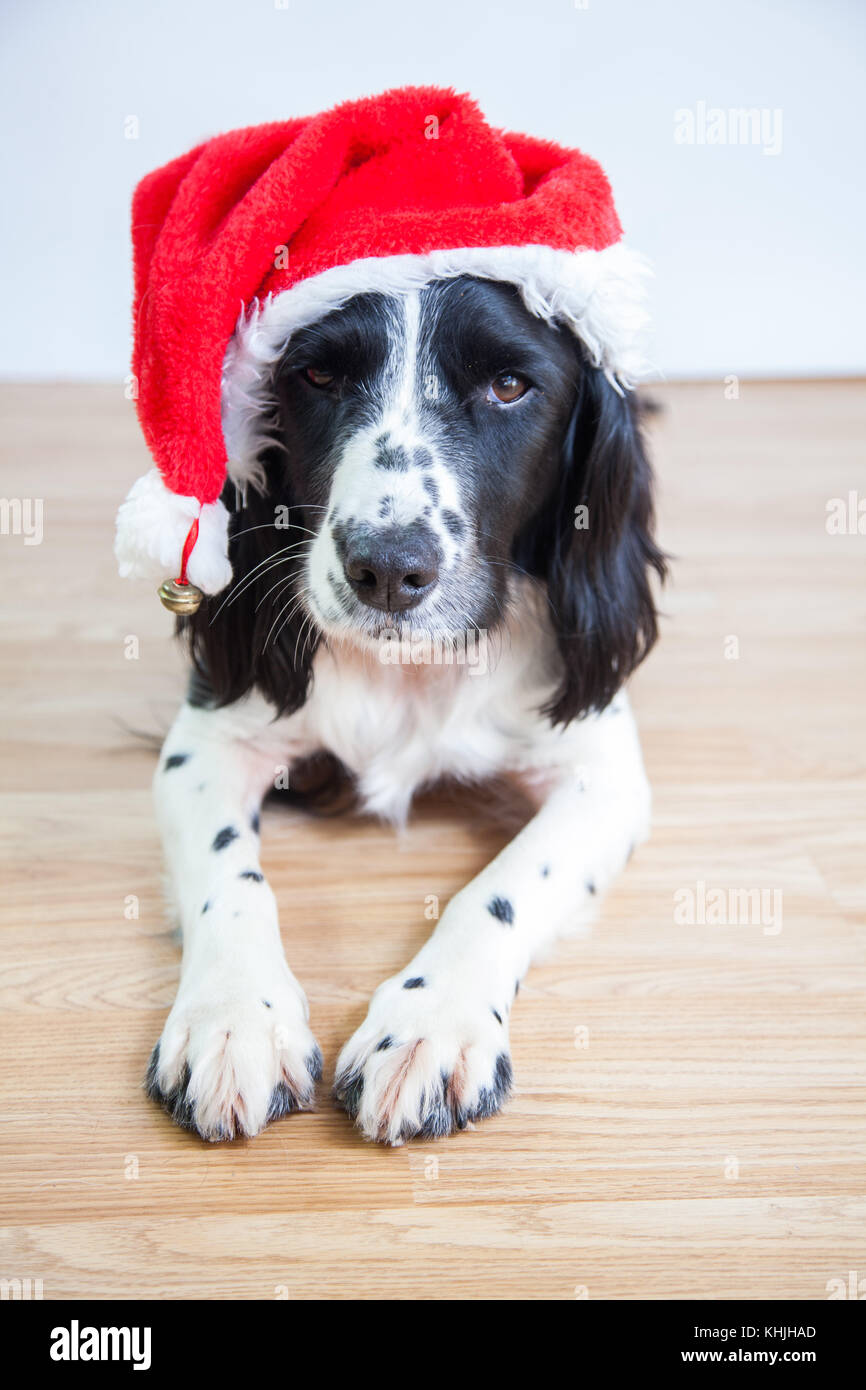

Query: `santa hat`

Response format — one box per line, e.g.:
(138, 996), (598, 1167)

(115, 84), (651, 610)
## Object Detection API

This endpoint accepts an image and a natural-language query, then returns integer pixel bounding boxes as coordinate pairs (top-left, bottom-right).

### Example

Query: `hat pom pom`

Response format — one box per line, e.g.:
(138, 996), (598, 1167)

(114, 468), (233, 597)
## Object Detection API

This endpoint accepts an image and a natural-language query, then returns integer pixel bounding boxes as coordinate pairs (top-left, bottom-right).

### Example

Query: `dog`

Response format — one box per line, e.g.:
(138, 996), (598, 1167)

(142, 270), (666, 1145)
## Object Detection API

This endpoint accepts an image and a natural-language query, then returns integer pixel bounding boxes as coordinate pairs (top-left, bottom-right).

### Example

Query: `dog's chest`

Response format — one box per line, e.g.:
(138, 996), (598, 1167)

(298, 635), (551, 822)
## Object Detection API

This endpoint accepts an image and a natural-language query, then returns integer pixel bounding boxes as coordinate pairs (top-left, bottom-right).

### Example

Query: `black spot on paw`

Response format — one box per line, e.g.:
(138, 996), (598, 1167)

(306, 1044), (324, 1084)
(540, 864), (550, 878)
(250, 812), (260, 835)
(201, 900), (212, 914)
(266, 1047), (321, 1122)
(212, 825), (239, 852)
(586, 880), (596, 895)
(239, 870), (264, 882)
(144, 1043), (162, 1100)
(487, 896), (514, 925)
(266, 1080), (305, 1122)
(403, 976), (426, 989)
(145, 1044), (197, 1133)
(163, 753), (190, 771)
(262, 999), (272, 1008)
(375, 1035), (394, 1052)
(414, 1090), (453, 1140)
(334, 1067), (365, 1119)
(470, 1052), (513, 1121)
(491, 1008), (503, 1025)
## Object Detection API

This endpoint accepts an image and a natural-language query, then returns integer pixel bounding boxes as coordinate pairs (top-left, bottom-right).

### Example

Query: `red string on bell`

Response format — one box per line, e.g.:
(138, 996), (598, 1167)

(157, 514), (205, 613)
(177, 517), (200, 585)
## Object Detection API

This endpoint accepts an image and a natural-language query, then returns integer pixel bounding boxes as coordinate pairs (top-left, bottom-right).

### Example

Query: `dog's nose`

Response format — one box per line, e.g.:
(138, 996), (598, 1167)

(341, 525), (440, 612)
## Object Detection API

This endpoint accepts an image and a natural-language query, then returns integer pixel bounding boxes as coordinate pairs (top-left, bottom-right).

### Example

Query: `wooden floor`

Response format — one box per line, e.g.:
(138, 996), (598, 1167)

(0, 380), (863, 1301)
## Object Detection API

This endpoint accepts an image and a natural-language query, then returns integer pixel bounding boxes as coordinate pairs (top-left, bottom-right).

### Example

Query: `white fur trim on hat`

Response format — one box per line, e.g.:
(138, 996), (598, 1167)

(115, 468), (233, 596)
(221, 241), (653, 493)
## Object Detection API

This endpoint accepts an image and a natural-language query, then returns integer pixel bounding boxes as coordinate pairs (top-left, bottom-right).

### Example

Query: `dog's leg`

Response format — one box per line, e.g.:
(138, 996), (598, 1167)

(146, 699), (321, 1141)
(335, 699), (650, 1144)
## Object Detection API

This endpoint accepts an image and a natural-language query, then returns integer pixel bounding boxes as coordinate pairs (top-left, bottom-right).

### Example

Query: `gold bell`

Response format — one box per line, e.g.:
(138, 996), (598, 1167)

(158, 578), (204, 615)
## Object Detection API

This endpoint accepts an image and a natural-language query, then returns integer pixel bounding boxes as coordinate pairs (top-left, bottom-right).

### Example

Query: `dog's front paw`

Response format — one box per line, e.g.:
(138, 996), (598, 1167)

(334, 972), (513, 1145)
(146, 963), (322, 1142)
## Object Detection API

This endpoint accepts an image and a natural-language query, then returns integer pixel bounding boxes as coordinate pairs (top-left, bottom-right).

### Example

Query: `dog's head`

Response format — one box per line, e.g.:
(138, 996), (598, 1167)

(188, 275), (665, 723)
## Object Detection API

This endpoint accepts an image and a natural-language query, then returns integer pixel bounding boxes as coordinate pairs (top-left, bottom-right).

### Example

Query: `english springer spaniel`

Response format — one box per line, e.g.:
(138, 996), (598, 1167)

(146, 274), (665, 1144)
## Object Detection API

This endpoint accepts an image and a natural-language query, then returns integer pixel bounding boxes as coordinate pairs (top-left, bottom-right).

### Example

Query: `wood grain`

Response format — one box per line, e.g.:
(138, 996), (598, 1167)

(0, 380), (864, 1300)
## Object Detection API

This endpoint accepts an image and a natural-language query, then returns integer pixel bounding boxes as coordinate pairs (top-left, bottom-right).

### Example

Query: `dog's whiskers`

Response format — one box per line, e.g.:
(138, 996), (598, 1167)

(263, 581), (314, 651)
(255, 573), (297, 614)
(294, 609), (318, 669)
(210, 537), (314, 623)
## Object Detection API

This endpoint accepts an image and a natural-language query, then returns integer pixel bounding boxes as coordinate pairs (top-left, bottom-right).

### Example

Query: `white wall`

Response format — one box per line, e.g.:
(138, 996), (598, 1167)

(1, 0), (863, 380)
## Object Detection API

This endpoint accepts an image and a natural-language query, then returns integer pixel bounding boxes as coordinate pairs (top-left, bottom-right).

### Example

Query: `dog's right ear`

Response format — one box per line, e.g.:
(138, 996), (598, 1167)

(180, 454), (320, 715)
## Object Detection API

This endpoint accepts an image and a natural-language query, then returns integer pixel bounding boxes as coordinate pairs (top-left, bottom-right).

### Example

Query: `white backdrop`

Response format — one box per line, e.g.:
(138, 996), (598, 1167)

(1, 0), (863, 380)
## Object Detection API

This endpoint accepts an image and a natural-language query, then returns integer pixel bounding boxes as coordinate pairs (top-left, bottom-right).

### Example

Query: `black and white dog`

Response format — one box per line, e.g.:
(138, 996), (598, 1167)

(147, 274), (665, 1144)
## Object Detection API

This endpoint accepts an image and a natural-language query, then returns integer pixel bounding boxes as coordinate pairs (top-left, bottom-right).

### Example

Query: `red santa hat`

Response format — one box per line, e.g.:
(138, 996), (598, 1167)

(115, 84), (651, 609)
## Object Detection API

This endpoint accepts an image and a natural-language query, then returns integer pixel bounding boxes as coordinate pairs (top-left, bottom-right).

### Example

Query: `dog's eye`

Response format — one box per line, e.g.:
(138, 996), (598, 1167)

(487, 373), (529, 404)
(303, 367), (336, 389)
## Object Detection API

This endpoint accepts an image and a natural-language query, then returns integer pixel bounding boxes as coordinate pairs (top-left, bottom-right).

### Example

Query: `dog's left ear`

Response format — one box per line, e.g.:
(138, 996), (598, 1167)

(525, 363), (667, 725)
